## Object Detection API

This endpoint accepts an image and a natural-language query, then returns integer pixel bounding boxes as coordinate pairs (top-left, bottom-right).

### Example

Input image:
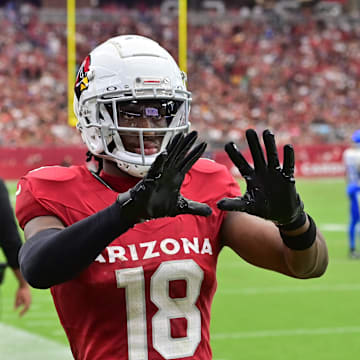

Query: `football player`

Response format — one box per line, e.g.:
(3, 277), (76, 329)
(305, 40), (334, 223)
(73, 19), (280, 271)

(343, 129), (360, 258)
(0, 178), (31, 316)
(16, 35), (328, 360)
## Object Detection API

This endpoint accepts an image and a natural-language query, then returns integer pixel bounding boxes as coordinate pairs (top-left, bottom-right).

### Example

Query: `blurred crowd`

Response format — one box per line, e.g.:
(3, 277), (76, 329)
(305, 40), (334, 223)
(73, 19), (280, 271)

(0, 2), (360, 148)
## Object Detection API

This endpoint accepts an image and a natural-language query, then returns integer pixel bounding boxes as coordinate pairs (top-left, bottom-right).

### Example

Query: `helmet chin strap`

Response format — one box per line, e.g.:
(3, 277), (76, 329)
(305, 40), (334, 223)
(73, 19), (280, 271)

(89, 170), (115, 190)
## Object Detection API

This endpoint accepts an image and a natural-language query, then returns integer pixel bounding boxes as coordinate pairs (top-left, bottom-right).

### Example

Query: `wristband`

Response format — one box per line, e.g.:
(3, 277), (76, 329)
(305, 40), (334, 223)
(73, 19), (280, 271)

(280, 214), (317, 251)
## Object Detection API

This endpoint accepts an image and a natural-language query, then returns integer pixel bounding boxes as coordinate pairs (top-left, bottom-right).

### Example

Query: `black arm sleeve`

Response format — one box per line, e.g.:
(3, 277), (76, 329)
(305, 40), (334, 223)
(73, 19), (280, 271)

(0, 179), (22, 269)
(19, 201), (134, 289)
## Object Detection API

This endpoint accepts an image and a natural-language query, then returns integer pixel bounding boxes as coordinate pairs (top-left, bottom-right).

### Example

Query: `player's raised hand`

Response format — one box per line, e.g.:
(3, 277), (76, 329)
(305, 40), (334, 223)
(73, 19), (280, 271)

(117, 131), (212, 222)
(217, 129), (306, 228)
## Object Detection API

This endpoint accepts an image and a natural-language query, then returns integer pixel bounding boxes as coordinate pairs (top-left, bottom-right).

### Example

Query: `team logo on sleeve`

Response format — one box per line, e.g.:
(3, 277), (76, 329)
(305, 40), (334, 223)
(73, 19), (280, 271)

(75, 55), (91, 100)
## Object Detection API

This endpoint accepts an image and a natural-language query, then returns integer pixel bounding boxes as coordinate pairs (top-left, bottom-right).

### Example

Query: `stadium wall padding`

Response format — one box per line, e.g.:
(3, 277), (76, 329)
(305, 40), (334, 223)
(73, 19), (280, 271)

(0, 144), (349, 180)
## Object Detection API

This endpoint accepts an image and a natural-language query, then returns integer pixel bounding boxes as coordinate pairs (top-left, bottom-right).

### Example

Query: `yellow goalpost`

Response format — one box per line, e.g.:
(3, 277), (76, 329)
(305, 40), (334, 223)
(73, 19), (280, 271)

(67, 0), (76, 127)
(178, 0), (188, 74)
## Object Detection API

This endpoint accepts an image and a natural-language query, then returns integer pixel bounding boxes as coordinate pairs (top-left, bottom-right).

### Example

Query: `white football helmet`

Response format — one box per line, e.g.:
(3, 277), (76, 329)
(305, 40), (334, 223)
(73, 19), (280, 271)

(73, 35), (191, 177)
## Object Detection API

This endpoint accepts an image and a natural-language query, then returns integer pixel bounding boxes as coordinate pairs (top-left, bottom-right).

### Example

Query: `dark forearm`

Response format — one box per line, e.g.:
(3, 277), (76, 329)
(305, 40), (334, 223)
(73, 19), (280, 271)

(284, 232), (328, 279)
(281, 215), (329, 278)
(19, 201), (134, 289)
(12, 268), (29, 287)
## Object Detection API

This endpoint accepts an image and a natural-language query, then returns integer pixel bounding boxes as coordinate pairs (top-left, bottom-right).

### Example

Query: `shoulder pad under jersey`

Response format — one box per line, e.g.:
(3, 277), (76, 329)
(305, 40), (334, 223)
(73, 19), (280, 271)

(26, 165), (82, 183)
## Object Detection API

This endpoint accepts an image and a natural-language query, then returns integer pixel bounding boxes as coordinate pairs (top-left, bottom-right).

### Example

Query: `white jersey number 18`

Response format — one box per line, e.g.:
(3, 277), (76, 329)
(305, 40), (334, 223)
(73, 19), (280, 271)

(115, 259), (204, 360)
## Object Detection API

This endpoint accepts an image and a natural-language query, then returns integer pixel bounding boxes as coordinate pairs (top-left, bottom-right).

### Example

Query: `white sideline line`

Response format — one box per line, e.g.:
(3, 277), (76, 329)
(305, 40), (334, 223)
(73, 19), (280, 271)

(218, 283), (360, 295)
(320, 224), (347, 232)
(212, 326), (360, 340)
(0, 323), (73, 360)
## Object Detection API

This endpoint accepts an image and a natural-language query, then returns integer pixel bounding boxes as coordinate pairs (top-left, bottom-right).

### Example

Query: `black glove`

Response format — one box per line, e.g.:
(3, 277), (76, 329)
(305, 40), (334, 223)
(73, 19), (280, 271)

(217, 129), (306, 229)
(117, 131), (212, 223)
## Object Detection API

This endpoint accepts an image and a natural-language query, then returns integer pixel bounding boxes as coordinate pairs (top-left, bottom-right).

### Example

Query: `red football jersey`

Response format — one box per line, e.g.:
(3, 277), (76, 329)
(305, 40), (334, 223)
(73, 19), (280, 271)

(16, 159), (241, 360)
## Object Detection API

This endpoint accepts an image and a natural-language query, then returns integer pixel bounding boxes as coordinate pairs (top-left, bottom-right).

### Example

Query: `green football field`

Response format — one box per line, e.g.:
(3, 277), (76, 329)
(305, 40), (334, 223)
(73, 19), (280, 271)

(1, 178), (359, 360)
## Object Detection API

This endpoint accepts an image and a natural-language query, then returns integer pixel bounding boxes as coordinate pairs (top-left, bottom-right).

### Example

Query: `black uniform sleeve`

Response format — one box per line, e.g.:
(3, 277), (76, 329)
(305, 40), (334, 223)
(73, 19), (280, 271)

(19, 201), (134, 289)
(0, 179), (22, 269)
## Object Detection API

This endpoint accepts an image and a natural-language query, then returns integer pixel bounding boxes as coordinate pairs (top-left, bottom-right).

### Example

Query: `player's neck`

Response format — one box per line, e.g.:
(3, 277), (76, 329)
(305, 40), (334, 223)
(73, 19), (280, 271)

(102, 160), (135, 179)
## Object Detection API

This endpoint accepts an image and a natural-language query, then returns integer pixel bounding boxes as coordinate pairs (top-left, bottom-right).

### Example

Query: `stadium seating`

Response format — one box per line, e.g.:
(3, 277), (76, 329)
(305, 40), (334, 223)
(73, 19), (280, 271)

(0, 2), (359, 149)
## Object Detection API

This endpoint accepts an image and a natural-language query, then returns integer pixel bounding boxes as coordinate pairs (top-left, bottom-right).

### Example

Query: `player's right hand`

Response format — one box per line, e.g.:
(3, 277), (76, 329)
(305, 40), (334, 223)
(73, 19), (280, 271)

(117, 131), (212, 223)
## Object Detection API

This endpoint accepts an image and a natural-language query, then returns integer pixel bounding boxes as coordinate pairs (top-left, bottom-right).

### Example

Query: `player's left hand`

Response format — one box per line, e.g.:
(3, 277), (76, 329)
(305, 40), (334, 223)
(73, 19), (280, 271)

(118, 131), (212, 223)
(14, 284), (32, 317)
(217, 129), (305, 228)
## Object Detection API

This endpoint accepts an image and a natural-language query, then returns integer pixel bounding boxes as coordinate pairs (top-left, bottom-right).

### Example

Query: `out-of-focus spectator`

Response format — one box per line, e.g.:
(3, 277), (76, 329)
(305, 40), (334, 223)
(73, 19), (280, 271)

(0, 178), (31, 316)
(0, 3), (359, 148)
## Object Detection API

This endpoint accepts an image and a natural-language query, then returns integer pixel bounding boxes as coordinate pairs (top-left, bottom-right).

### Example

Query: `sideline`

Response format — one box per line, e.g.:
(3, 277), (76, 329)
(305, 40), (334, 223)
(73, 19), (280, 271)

(0, 322), (73, 360)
